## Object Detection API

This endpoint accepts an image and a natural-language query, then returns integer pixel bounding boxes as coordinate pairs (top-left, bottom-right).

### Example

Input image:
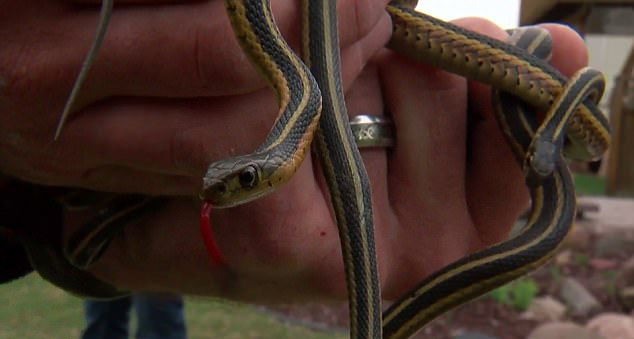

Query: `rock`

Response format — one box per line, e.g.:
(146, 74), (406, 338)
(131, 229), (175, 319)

(560, 277), (602, 317)
(556, 250), (573, 266)
(566, 226), (593, 251)
(619, 287), (634, 310)
(624, 257), (634, 268)
(576, 202), (600, 220)
(616, 258), (634, 309)
(453, 331), (500, 339)
(521, 296), (567, 321)
(593, 231), (634, 258)
(527, 322), (603, 339)
(587, 313), (634, 339)
(590, 258), (618, 270)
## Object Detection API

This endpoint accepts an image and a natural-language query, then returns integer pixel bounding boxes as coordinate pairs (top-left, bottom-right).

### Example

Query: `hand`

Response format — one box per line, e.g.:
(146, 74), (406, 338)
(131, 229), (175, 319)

(0, 0), (391, 194)
(69, 19), (590, 302)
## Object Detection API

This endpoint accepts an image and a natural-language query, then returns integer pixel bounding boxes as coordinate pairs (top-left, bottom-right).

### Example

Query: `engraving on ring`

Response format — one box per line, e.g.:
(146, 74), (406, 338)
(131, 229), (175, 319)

(349, 115), (395, 148)
(357, 125), (379, 141)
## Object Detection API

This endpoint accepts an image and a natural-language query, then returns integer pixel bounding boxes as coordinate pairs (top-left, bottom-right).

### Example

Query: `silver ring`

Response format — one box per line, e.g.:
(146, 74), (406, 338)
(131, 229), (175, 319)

(349, 115), (395, 148)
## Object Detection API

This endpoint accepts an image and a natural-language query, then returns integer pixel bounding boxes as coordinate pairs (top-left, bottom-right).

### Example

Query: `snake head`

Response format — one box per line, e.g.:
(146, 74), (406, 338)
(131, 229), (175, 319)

(201, 156), (273, 208)
(526, 138), (557, 177)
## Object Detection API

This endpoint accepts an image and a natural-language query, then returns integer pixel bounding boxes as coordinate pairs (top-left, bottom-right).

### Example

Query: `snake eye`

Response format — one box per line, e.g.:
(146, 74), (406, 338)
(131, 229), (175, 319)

(239, 166), (258, 189)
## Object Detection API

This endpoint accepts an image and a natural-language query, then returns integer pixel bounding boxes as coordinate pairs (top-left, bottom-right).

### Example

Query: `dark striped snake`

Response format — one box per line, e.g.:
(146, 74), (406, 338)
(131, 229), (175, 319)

(25, 1), (612, 339)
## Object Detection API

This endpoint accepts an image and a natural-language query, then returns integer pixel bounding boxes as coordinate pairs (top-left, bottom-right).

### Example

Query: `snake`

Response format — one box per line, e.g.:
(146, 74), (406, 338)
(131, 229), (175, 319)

(32, 1), (610, 339)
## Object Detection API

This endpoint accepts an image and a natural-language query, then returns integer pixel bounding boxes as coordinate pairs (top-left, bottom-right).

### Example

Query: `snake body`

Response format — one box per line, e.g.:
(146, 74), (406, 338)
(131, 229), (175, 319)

(32, 1), (612, 339)
(302, 1), (381, 338)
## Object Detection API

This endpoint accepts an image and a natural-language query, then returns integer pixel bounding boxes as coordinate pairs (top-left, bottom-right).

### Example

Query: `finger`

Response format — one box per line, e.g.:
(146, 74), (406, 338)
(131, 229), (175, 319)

(540, 23), (589, 77)
(57, 0), (392, 102)
(50, 90), (277, 188)
(67, 0), (202, 4)
(380, 52), (469, 222)
(464, 17), (526, 246)
(56, 0), (391, 93)
(377, 48), (476, 295)
(4, 0), (391, 131)
(77, 166), (198, 195)
(340, 10), (392, 90)
(4, 158), (199, 196)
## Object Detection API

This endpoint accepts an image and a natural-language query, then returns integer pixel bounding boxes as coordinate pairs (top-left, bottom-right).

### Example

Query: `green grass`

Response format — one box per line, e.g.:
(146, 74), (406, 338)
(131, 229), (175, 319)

(488, 277), (539, 311)
(574, 173), (606, 196)
(0, 274), (345, 339)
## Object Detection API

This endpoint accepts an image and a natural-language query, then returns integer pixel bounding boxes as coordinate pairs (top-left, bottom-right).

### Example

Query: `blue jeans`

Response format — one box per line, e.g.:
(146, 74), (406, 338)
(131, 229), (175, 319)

(81, 293), (187, 339)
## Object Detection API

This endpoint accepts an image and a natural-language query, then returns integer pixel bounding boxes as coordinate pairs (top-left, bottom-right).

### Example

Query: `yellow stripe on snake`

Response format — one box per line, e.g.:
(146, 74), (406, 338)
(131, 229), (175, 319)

(45, 1), (611, 339)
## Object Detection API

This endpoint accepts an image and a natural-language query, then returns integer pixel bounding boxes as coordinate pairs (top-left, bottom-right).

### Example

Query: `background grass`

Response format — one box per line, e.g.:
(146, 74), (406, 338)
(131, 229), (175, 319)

(574, 173), (606, 196)
(0, 274), (345, 339)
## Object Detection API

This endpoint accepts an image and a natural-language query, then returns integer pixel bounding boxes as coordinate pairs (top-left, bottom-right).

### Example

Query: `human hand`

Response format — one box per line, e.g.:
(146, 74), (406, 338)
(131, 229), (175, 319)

(0, 0), (391, 194)
(66, 21), (589, 302)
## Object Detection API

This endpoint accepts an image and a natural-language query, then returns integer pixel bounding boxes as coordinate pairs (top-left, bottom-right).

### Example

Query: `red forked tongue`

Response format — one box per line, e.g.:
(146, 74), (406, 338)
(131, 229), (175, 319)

(199, 202), (225, 266)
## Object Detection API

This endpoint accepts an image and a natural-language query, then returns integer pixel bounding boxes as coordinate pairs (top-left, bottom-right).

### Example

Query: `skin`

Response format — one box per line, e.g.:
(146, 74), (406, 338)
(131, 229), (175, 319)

(1, 1), (589, 302)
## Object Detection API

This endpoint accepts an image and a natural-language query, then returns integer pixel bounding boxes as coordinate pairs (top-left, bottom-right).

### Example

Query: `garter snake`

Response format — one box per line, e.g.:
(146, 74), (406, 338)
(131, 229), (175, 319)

(44, 1), (611, 339)
(386, 2), (610, 162)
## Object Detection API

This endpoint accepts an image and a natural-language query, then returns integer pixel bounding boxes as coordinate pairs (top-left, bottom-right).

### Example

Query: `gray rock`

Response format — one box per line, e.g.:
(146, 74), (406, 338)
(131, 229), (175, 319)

(555, 250), (573, 266)
(616, 258), (634, 309)
(593, 230), (634, 258)
(453, 331), (500, 339)
(590, 258), (618, 270)
(566, 225), (593, 251)
(619, 287), (634, 310)
(587, 313), (634, 339)
(560, 277), (602, 317)
(521, 296), (567, 321)
(527, 322), (603, 339)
